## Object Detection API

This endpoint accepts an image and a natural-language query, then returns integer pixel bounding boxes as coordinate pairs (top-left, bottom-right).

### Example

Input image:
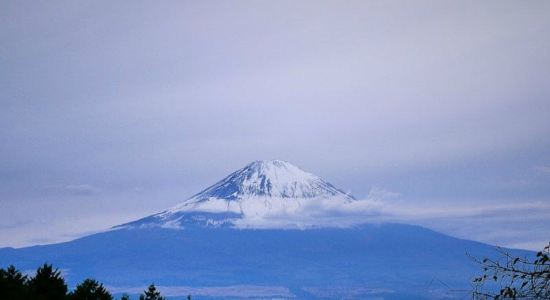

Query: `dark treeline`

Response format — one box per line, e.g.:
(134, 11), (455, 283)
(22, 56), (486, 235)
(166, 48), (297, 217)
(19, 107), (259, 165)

(0, 264), (175, 300)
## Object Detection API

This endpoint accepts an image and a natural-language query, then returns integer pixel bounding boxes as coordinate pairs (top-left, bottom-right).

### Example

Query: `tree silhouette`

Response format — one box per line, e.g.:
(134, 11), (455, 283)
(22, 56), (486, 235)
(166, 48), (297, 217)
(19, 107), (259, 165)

(139, 283), (165, 300)
(0, 265), (29, 300)
(120, 293), (131, 300)
(70, 278), (113, 300)
(1, 264), (186, 300)
(473, 242), (550, 299)
(28, 263), (68, 300)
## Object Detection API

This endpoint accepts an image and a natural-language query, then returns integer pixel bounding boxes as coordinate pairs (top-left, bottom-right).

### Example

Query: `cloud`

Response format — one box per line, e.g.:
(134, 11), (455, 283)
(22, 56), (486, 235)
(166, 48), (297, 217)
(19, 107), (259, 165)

(0, 211), (142, 248)
(366, 186), (400, 201)
(235, 196), (550, 230)
(234, 197), (385, 229)
(534, 165), (550, 174)
(1, 0), (549, 252)
(224, 187), (550, 250)
(45, 184), (101, 196)
(372, 199), (550, 251)
(378, 200), (550, 220)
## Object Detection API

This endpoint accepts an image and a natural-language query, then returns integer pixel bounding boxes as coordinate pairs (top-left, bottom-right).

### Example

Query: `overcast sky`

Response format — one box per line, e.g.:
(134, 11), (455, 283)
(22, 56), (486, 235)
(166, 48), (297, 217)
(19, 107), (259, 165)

(1, 0), (549, 249)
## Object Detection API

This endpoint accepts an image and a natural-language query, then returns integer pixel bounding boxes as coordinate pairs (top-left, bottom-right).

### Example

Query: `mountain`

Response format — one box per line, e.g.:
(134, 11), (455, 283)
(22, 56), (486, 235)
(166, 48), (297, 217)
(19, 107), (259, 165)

(116, 160), (354, 229)
(187, 160), (353, 200)
(0, 160), (533, 299)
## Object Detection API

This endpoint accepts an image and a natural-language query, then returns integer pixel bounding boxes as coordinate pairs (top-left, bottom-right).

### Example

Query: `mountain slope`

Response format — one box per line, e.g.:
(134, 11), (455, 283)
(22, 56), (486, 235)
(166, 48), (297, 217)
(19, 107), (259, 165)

(0, 224), (529, 299)
(0, 160), (534, 299)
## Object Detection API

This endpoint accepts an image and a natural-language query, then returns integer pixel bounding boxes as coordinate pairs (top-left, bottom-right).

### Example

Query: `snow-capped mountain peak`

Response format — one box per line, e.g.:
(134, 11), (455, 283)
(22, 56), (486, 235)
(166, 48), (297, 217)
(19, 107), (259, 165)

(188, 160), (352, 201)
(117, 160), (354, 229)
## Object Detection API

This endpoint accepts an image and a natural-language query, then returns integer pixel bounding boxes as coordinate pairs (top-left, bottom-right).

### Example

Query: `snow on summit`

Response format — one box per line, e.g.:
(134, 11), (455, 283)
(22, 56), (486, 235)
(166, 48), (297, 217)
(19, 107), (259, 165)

(189, 160), (353, 201)
(116, 160), (356, 229)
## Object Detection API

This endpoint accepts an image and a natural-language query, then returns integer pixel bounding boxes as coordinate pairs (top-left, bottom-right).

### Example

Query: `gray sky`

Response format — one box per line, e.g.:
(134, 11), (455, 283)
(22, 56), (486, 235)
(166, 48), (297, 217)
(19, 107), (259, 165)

(1, 0), (549, 249)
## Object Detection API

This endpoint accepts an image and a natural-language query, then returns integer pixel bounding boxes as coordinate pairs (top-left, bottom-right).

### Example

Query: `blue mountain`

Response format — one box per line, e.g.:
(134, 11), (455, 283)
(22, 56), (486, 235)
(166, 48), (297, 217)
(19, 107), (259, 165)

(0, 161), (532, 299)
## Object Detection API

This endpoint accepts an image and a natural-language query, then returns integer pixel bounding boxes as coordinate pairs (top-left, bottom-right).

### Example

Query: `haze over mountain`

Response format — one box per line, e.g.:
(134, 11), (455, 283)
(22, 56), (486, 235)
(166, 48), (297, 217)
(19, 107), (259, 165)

(0, 161), (534, 299)
(2, 1), (550, 251)
(2, 1), (549, 299)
